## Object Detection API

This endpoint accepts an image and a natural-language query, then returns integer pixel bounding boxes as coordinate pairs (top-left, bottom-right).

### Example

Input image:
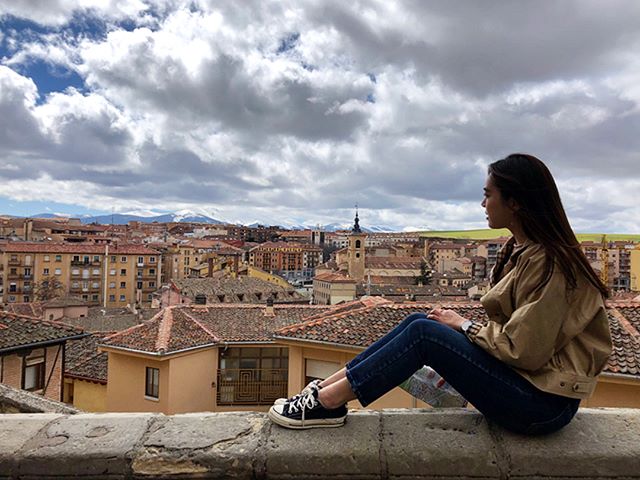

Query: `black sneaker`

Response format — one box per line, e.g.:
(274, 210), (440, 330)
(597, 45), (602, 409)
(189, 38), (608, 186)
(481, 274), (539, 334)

(273, 379), (322, 406)
(268, 388), (347, 429)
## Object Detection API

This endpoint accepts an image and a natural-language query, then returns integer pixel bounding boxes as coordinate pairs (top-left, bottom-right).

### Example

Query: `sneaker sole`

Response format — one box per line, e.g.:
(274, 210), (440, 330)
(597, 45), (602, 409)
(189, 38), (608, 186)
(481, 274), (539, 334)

(268, 407), (346, 430)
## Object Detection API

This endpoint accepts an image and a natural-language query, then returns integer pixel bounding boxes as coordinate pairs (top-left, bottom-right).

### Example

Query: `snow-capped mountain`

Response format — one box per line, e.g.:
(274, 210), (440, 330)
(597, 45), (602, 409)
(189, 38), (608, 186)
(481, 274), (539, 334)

(28, 212), (399, 231)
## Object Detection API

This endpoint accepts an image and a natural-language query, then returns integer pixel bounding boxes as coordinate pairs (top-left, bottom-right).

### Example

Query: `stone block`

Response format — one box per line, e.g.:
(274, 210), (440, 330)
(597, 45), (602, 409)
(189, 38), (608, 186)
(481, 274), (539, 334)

(267, 410), (382, 479)
(132, 412), (267, 478)
(382, 409), (500, 479)
(499, 408), (640, 478)
(0, 414), (63, 478)
(18, 413), (156, 477)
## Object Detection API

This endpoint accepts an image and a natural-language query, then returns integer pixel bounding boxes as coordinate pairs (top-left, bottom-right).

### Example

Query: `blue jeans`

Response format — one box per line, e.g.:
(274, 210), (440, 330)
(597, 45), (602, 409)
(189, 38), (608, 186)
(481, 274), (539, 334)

(345, 312), (580, 435)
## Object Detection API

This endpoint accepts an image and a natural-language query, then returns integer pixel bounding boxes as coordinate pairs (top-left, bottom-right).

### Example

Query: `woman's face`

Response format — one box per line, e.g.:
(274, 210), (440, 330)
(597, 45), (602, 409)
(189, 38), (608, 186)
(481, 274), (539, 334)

(481, 176), (516, 229)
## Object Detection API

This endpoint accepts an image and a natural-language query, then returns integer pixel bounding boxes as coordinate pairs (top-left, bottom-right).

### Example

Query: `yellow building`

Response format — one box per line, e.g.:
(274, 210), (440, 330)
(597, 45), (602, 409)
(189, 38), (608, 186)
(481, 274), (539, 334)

(0, 242), (160, 307)
(64, 333), (108, 411)
(97, 299), (640, 414)
(631, 244), (640, 292)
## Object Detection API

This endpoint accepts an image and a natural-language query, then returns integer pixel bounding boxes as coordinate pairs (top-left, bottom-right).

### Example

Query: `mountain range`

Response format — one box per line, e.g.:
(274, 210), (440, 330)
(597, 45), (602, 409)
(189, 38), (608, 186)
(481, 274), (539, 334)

(28, 212), (397, 233)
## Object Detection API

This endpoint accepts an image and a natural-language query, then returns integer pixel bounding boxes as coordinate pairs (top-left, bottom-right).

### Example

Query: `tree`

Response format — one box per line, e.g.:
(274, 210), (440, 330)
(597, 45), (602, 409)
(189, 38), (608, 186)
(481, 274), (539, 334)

(33, 278), (65, 302)
(415, 261), (433, 286)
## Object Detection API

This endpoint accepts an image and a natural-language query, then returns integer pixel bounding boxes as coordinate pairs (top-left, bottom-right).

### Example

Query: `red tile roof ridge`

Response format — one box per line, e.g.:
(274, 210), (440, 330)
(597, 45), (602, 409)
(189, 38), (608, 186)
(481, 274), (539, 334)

(101, 309), (164, 343)
(155, 307), (174, 353)
(1, 310), (84, 333)
(0, 310), (42, 322)
(276, 302), (376, 334)
(609, 307), (640, 339)
(178, 308), (220, 343)
(361, 296), (394, 308)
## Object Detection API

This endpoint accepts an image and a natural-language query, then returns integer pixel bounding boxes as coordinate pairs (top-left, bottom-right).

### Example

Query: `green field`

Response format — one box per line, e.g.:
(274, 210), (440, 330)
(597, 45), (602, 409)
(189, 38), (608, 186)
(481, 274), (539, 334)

(418, 229), (640, 243)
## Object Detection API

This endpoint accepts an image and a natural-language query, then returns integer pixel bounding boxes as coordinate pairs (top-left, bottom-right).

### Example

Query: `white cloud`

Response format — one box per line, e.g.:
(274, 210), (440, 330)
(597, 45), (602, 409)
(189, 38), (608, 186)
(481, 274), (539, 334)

(0, 1), (639, 231)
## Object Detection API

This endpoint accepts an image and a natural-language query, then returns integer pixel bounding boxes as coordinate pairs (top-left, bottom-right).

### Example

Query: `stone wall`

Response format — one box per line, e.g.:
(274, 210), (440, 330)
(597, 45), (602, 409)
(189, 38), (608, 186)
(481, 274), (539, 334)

(0, 384), (79, 415)
(1, 408), (639, 479)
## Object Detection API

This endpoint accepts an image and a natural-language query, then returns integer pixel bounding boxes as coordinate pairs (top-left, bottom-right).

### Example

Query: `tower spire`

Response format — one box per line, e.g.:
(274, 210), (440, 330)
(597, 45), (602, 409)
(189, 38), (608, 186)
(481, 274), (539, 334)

(352, 203), (362, 233)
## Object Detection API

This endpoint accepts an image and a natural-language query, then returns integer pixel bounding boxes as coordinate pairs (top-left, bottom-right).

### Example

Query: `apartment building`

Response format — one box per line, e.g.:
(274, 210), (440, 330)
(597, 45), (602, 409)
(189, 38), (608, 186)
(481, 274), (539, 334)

(0, 243), (160, 307)
(249, 242), (322, 282)
(581, 240), (636, 291)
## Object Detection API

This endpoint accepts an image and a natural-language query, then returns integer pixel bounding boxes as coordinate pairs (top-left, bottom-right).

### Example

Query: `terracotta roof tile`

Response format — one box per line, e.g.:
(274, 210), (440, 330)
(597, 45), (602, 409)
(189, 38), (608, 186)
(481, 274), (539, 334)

(0, 312), (86, 353)
(65, 333), (109, 383)
(4, 303), (45, 318)
(172, 277), (304, 303)
(100, 304), (344, 354)
(0, 242), (159, 254)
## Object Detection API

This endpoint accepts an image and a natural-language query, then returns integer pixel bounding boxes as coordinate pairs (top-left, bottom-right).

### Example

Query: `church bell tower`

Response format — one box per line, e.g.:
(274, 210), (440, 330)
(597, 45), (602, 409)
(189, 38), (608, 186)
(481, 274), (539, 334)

(347, 207), (366, 281)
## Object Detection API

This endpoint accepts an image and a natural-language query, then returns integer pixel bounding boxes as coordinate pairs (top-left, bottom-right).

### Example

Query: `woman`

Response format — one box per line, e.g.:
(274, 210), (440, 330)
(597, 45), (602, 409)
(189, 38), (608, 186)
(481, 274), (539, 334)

(269, 153), (612, 435)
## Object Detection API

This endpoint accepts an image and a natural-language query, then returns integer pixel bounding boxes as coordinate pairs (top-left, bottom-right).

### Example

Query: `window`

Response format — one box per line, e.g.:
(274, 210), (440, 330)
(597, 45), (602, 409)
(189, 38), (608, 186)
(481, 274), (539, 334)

(23, 296), (29, 302)
(145, 367), (159, 398)
(150, 257), (156, 263)
(43, 268), (49, 275)
(109, 282), (116, 288)
(149, 268), (155, 275)
(137, 281), (143, 289)
(120, 269), (126, 275)
(72, 269), (80, 275)
(121, 256), (127, 263)
(119, 294), (125, 301)
(54, 268), (61, 275)
(92, 282), (99, 288)
(120, 281), (126, 288)
(93, 255), (100, 263)
(111, 255), (116, 263)
(110, 269), (116, 276)
(92, 294), (99, 301)
(93, 268), (100, 275)
(148, 281), (155, 288)
(73, 255), (80, 262)
(72, 282), (79, 288)
(23, 353), (45, 391)
(55, 255), (62, 262)
(217, 347), (289, 405)
(109, 294), (115, 301)
(138, 256), (144, 264)
(44, 255), (50, 262)
(82, 294), (88, 300)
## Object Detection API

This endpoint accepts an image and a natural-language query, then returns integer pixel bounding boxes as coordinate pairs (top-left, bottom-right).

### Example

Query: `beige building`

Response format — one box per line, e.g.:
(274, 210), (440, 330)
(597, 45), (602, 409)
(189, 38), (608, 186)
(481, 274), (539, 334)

(313, 272), (357, 305)
(0, 243), (160, 307)
(96, 299), (640, 414)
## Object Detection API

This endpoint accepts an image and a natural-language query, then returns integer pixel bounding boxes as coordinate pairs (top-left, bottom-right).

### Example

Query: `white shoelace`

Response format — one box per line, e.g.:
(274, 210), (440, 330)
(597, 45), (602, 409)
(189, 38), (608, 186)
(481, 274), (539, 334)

(286, 389), (318, 426)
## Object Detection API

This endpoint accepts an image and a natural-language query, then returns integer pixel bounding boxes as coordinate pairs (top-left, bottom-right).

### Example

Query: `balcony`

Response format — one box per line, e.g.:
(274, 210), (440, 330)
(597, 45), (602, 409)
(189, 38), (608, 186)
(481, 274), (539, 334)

(7, 273), (20, 280)
(8, 259), (21, 266)
(71, 260), (101, 266)
(216, 368), (288, 406)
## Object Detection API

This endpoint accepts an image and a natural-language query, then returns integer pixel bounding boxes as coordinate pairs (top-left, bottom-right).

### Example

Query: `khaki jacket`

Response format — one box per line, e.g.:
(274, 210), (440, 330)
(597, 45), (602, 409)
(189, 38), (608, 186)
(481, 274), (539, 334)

(467, 239), (612, 399)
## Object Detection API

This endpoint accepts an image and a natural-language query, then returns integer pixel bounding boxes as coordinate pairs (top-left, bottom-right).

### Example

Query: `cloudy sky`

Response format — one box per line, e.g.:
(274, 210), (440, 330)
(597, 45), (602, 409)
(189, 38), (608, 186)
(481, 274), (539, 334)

(1, 1), (639, 232)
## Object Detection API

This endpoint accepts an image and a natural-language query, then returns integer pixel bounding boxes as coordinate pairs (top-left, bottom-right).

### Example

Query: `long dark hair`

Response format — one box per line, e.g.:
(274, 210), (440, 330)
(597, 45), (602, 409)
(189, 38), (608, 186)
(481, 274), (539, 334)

(489, 153), (609, 298)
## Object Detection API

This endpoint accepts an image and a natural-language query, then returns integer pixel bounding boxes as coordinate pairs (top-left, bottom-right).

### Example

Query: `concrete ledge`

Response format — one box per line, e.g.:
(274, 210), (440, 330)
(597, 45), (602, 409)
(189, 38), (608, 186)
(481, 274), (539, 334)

(0, 408), (639, 479)
(0, 384), (80, 415)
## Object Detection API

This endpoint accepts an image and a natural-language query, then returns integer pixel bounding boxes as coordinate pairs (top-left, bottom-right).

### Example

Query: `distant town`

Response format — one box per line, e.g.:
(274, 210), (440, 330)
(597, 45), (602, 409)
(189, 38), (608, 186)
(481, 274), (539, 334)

(1, 212), (639, 415)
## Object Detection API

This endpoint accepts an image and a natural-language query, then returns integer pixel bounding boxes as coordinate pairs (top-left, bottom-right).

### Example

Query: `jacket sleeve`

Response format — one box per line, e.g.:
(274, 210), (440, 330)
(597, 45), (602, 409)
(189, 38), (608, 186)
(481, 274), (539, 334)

(467, 257), (570, 372)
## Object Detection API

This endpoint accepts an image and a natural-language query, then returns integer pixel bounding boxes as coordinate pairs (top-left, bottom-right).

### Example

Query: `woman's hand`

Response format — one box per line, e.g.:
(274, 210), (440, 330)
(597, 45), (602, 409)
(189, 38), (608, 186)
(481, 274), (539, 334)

(428, 307), (467, 331)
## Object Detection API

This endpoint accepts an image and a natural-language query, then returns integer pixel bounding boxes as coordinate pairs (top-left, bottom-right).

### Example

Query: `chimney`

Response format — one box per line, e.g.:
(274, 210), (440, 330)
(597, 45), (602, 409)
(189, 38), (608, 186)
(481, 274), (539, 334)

(264, 296), (275, 317)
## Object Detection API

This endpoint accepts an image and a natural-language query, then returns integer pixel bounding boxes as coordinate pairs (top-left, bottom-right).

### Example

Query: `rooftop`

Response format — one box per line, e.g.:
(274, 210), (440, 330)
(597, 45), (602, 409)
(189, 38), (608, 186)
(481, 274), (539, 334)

(0, 242), (159, 254)
(171, 277), (304, 303)
(0, 312), (86, 354)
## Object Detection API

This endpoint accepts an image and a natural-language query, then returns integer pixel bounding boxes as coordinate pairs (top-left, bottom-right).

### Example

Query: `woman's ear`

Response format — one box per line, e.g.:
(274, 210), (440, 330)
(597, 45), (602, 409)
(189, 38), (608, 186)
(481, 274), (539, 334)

(507, 197), (520, 212)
